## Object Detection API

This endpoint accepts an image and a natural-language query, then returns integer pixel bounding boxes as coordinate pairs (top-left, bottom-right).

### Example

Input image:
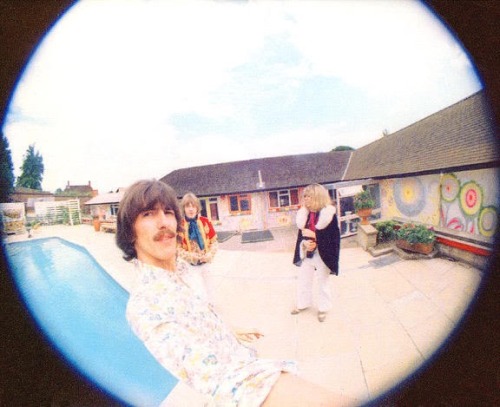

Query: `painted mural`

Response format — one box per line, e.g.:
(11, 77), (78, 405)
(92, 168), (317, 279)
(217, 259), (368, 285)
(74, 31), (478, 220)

(380, 168), (499, 238)
(440, 170), (499, 237)
(380, 174), (441, 226)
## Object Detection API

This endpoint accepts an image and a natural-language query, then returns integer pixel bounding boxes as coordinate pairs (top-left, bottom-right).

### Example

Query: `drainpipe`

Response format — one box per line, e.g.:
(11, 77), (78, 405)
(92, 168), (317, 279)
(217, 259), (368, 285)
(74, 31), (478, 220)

(257, 170), (267, 230)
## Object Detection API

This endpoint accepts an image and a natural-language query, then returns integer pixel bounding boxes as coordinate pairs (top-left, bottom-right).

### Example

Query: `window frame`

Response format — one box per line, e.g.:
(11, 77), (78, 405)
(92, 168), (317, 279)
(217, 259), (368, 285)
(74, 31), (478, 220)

(268, 188), (300, 210)
(200, 196), (220, 221)
(110, 203), (120, 216)
(228, 193), (252, 215)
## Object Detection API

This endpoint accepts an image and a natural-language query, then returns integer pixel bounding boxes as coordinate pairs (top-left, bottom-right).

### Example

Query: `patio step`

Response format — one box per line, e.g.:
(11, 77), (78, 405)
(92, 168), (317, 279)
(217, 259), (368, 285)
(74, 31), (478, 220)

(368, 245), (393, 257)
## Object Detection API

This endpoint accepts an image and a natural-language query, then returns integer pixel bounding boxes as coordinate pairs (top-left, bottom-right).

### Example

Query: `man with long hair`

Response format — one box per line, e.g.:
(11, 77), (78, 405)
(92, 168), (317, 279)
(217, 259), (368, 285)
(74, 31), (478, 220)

(116, 179), (341, 406)
(178, 192), (218, 303)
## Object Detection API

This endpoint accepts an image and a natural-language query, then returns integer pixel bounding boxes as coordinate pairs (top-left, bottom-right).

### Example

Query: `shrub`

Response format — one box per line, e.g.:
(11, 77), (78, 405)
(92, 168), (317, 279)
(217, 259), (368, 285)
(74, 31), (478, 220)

(396, 223), (436, 244)
(375, 220), (398, 243)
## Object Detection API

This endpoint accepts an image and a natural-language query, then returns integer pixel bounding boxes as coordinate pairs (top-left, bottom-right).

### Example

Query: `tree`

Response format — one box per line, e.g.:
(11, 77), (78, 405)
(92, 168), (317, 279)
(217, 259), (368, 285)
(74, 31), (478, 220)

(0, 131), (15, 201)
(332, 145), (355, 151)
(16, 144), (44, 190)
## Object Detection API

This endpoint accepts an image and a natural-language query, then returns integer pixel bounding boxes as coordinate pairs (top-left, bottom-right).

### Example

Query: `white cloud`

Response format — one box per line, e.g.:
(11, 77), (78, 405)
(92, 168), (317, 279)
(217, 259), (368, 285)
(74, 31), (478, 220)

(4, 0), (480, 193)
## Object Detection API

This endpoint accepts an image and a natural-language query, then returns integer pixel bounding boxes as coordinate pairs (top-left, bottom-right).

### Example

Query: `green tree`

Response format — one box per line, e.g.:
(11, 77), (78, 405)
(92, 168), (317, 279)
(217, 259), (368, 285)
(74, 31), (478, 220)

(332, 145), (355, 151)
(0, 131), (15, 202)
(16, 144), (44, 190)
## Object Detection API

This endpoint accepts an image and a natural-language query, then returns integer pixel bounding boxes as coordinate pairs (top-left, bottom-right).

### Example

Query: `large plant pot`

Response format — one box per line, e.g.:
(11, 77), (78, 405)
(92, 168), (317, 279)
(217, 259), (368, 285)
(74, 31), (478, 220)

(93, 219), (101, 232)
(356, 208), (373, 225)
(396, 239), (434, 254)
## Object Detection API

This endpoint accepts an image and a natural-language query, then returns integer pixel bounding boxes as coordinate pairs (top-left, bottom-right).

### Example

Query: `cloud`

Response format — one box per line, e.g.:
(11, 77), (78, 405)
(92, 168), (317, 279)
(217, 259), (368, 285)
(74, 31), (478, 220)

(4, 0), (480, 193)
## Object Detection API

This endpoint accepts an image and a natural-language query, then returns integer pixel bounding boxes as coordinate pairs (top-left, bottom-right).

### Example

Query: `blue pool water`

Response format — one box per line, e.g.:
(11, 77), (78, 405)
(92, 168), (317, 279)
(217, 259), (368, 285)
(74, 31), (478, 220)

(5, 237), (177, 406)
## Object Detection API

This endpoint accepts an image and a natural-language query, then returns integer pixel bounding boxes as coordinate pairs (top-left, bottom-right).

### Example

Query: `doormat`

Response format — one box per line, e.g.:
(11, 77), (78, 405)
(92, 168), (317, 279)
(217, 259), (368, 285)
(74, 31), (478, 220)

(241, 230), (274, 243)
(217, 231), (237, 243)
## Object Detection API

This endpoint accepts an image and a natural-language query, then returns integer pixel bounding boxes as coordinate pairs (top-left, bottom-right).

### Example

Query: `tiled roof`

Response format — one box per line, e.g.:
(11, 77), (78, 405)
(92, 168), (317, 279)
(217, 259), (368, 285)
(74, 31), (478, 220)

(13, 187), (53, 195)
(65, 185), (93, 194)
(85, 191), (124, 205)
(343, 91), (499, 180)
(161, 151), (352, 197)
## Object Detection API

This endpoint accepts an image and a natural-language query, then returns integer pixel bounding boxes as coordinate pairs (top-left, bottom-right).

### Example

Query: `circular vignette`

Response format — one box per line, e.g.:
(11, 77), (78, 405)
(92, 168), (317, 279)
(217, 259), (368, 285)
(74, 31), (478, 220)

(0, 2), (498, 407)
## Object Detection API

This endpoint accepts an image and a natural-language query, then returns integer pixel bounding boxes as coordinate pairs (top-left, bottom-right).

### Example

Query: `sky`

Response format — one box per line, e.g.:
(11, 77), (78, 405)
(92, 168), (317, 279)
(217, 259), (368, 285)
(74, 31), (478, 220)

(3, 0), (481, 194)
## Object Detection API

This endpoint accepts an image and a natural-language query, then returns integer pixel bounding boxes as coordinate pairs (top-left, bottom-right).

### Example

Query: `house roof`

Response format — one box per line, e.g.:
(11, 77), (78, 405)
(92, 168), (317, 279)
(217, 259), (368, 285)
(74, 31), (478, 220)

(85, 190), (124, 205)
(65, 185), (94, 194)
(64, 181), (95, 194)
(161, 151), (352, 197)
(343, 91), (499, 180)
(13, 187), (53, 196)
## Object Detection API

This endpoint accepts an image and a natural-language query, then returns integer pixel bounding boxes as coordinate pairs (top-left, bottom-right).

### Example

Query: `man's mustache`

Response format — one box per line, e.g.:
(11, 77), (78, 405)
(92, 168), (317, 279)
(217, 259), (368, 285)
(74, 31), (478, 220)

(153, 228), (177, 241)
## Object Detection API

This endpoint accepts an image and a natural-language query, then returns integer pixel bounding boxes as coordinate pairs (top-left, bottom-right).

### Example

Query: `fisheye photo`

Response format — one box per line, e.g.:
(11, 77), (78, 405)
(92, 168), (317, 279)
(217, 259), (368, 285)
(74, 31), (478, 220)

(1, 1), (498, 406)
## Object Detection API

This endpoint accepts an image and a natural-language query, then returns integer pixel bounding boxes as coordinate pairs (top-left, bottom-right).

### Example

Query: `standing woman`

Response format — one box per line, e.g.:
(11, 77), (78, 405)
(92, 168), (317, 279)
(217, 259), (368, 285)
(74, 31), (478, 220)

(178, 192), (218, 302)
(291, 184), (340, 322)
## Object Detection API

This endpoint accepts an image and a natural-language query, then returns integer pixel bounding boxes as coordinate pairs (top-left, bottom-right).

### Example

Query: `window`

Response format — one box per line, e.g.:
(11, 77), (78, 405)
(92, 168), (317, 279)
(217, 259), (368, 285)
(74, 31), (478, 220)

(328, 188), (336, 201)
(367, 184), (381, 208)
(229, 194), (251, 214)
(110, 203), (120, 216)
(269, 189), (299, 209)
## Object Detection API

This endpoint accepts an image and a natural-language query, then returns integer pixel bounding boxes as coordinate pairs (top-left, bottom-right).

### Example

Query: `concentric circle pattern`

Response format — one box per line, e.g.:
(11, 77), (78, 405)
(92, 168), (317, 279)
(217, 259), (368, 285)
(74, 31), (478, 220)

(478, 206), (498, 237)
(459, 181), (483, 217)
(394, 178), (426, 217)
(441, 173), (460, 203)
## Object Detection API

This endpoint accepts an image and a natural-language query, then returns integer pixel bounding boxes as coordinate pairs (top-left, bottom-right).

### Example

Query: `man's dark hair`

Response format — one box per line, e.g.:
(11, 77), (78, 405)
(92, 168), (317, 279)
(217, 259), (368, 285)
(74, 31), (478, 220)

(116, 179), (182, 261)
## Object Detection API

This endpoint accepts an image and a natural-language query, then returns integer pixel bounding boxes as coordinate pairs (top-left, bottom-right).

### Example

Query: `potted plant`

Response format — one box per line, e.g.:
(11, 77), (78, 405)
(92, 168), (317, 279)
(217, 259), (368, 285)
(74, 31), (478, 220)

(395, 223), (436, 254)
(92, 215), (101, 232)
(354, 189), (375, 225)
(25, 220), (40, 238)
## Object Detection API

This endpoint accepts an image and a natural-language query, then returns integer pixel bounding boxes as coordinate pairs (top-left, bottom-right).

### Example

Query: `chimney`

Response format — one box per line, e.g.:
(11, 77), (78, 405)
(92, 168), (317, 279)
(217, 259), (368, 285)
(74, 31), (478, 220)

(256, 170), (265, 189)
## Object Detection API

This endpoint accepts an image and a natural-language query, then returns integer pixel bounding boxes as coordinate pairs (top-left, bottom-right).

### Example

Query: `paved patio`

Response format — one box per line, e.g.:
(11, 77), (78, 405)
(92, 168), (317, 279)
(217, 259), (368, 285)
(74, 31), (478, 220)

(4, 225), (483, 406)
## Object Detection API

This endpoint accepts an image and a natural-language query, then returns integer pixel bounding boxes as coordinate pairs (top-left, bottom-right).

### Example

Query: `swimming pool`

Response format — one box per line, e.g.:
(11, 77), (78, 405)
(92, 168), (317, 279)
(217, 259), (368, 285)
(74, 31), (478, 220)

(5, 237), (177, 406)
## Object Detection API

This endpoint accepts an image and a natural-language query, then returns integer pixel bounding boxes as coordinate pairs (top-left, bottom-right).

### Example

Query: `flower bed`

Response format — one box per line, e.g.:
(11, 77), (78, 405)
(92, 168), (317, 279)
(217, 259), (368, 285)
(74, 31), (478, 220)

(396, 239), (434, 255)
(395, 223), (436, 254)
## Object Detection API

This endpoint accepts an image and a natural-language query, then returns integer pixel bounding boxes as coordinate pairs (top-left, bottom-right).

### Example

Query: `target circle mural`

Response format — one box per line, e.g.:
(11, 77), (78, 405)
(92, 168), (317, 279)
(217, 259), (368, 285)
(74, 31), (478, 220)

(394, 177), (426, 217)
(478, 206), (498, 237)
(440, 173), (460, 202)
(459, 181), (483, 217)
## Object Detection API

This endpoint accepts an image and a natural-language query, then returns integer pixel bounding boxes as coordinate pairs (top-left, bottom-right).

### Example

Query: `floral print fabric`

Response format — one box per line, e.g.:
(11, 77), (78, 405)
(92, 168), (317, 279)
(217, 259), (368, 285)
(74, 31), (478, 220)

(178, 216), (218, 265)
(126, 259), (295, 406)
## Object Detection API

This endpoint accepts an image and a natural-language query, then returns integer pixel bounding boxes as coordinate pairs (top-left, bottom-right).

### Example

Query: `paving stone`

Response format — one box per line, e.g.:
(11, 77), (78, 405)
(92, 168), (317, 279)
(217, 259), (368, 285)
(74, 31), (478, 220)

(4, 224), (482, 406)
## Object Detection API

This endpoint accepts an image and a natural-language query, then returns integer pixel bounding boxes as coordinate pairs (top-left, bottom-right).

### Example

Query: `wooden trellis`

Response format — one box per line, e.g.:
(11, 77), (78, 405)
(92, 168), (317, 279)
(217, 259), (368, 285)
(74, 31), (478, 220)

(34, 199), (82, 225)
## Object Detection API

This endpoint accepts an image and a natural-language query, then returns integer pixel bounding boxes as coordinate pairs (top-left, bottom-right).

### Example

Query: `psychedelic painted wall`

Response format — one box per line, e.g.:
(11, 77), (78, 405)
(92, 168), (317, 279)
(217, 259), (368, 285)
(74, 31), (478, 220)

(380, 168), (499, 238)
(381, 174), (441, 226)
(440, 169), (499, 237)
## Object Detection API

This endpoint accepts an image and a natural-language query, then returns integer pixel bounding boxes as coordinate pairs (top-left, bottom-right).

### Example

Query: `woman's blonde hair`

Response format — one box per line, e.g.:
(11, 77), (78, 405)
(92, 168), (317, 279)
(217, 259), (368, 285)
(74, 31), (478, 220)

(303, 183), (331, 212)
(181, 192), (202, 213)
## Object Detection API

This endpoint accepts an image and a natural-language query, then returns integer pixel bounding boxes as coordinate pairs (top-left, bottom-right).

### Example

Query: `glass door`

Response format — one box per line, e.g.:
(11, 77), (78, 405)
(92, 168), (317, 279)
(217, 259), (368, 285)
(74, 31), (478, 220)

(200, 197), (219, 222)
(336, 185), (363, 237)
